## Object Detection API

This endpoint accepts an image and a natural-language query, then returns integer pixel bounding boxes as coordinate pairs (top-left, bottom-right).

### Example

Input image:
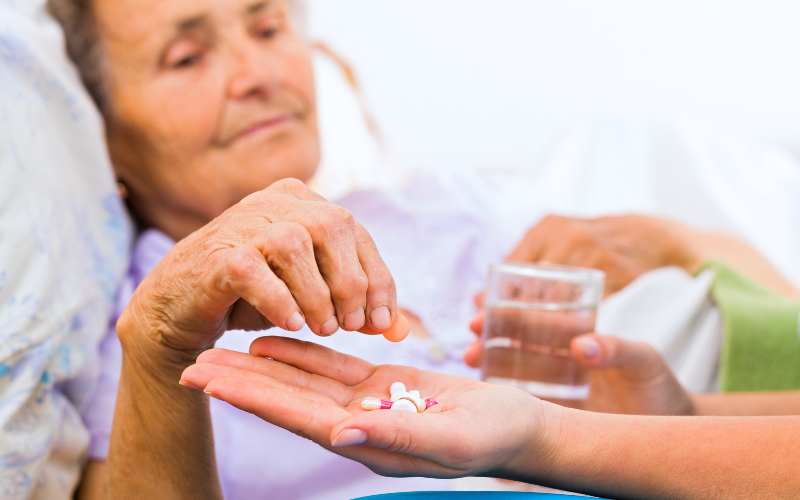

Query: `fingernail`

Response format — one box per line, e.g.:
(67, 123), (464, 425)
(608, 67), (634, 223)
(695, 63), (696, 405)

(344, 309), (366, 331)
(576, 337), (600, 359)
(332, 429), (368, 447)
(370, 306), (392, 330)
(287, 312), (305, 332)
(321, 317), (339, 336)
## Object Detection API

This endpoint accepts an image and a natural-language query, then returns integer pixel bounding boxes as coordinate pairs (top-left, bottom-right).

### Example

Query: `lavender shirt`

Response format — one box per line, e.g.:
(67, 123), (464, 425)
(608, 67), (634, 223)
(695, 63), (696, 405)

(81, 171), (539, 499)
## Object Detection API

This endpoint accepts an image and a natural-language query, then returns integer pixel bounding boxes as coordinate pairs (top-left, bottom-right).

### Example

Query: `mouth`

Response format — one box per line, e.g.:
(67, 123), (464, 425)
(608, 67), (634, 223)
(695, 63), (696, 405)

(223, 114), (298, 146)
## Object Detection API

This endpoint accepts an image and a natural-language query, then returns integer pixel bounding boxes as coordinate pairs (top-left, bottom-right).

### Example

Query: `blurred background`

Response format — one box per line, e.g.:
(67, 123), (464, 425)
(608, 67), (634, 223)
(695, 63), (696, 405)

(307, 0), (800, 285)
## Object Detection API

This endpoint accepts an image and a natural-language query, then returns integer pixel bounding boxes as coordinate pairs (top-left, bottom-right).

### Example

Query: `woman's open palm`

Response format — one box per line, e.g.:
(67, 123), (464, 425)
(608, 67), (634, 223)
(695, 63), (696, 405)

(180, 336), (546, 479)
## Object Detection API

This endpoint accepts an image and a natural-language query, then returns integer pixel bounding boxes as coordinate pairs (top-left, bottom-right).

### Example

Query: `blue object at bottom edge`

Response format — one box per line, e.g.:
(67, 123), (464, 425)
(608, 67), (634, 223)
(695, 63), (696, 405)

(354, 492), (591, 500)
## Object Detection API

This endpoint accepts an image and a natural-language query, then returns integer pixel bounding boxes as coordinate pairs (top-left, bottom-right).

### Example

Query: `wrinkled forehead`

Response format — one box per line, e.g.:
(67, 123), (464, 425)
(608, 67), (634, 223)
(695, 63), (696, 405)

(93, 0), (303, 46)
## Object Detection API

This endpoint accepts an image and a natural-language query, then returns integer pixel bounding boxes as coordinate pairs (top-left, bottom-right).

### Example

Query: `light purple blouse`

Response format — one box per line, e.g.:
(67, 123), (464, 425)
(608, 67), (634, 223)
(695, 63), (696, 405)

(81, 172), (539, 499)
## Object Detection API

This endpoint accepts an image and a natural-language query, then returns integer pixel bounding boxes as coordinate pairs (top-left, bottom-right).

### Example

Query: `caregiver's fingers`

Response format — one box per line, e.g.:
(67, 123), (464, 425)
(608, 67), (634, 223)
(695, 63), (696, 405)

(195, 348), (352, 405)
(180, 362), (336, 412)
(462, 340), (482, 369)
(571, 334), (667, 380)
(469, 312), (484, 336)
(250, 336), (375, 387)
(194, 371), (347, 444)
(208, 245), (303, 332)
(255, 222), (338, 336)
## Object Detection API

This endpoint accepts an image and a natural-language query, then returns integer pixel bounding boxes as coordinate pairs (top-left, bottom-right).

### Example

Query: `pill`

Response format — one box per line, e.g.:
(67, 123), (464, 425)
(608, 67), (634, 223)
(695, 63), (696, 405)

(361, 397), (393, 411)
(390, 398), (418, 413)
(425, 399), (439, 410)
(390, 382), (407, 401)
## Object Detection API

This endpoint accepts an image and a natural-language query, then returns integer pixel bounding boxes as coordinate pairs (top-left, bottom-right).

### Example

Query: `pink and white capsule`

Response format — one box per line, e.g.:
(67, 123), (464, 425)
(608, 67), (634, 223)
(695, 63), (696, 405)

(361, 397), (393, 411)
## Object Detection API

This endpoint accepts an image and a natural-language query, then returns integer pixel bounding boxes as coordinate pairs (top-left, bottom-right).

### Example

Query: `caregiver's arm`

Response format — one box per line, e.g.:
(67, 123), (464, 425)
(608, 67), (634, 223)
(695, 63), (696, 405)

(91, 180), (403, 500)
(510, 409), (800, 499)
(692, 391), (800, 416)
(180, 338), (800, 500)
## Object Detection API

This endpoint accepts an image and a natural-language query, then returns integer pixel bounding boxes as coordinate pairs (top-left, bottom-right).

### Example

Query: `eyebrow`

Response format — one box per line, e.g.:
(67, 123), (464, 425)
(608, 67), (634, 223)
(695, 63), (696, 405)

(246, 1), (272, 16)
(175, 15), (209, 34)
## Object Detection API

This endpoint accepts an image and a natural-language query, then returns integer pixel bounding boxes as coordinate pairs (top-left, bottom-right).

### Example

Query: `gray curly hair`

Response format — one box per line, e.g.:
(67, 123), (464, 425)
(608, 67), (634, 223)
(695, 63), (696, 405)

(47, 0), (307, 111)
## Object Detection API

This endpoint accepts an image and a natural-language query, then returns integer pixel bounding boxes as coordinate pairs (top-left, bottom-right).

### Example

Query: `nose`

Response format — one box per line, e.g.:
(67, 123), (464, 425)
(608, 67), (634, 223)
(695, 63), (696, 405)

(226, 39), (280, 101)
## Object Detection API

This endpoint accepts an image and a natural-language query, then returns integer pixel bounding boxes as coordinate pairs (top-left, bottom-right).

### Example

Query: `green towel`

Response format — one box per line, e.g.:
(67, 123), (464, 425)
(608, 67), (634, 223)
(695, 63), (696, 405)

(703, 261), (800, 392)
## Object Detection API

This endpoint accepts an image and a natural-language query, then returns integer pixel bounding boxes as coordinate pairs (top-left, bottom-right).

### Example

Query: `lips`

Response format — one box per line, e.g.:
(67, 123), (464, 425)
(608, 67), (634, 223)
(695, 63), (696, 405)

(221, 114), (297, 146)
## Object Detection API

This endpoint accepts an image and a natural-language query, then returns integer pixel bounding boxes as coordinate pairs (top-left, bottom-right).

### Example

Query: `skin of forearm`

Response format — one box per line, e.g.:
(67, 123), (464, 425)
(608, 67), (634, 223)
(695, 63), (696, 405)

(690, 230), (799, 300)
(104, 327), (222, 500)
(507, 407), (800, 499)
(693, 392), (800, 416)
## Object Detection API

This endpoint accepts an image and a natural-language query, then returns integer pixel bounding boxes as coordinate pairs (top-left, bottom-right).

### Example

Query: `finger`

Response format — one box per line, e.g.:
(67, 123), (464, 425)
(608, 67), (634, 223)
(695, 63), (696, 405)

(290, 205), (369, 332)
(210, 246), (304, 332)
(255, 222), (338, 336)
(180, 361), (338, 408)
(330, 410), (468, 467)
(354, 224), (398, 333)
(195, 348), (352, 404)
(200, 372), (348, 444)
(473, 292), (485, 309)
(463, 340), (482, 368)
(379, 312), (411, 343)
(571, 334), (667, 379)
(249, 336), (375, 386)
(469, 312), (484, 337)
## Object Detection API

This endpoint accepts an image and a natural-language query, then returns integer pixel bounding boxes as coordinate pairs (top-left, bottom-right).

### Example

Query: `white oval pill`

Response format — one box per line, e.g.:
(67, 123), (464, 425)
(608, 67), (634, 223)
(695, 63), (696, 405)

(390, 382), (407, 399)
(390, 399), (418, 413)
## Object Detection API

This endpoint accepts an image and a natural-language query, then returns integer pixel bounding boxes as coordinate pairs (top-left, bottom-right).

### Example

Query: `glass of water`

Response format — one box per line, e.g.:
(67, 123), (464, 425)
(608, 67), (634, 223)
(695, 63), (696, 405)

(480, 263), (605, 407)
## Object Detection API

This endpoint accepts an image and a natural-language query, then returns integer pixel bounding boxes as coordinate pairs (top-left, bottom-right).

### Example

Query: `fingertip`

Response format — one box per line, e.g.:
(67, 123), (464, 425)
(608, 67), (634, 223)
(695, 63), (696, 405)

(572, 334), (603, 365)
(463, 341), (482, 368)
(179, 363), (209, 391)
(331, 428), (368, 448)
(286, 311), (306, 332)
(383, 312), (410, 342)
(468, 312), (484, 336)
(369, 306), (392, 331)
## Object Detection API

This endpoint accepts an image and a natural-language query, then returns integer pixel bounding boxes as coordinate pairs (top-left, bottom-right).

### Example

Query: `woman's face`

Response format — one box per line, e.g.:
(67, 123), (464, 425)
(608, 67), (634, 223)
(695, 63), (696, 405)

(94, 0), (319, 238)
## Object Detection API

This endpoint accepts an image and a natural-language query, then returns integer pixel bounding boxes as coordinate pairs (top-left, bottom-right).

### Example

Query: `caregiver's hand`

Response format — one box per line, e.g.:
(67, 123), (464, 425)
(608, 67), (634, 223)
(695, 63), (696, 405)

(180, 336), (558, 479)
(118, 178), (405, 364)
(465, 317), (694, 415)
(506, 214), (703, 295)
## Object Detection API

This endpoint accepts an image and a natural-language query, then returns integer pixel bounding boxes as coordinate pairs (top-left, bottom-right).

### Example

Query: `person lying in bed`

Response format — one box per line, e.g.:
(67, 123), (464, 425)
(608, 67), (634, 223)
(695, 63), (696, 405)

(42, 0), (797, 498)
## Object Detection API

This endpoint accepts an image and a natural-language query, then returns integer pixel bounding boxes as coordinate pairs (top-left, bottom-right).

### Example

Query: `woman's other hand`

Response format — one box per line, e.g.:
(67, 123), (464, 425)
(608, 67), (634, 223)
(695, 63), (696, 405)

(118, 178), (405, 366)
(506, 214), (702, 295)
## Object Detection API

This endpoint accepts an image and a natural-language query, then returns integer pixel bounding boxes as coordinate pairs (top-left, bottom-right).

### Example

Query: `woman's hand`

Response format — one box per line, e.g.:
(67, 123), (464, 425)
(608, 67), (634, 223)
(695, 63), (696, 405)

(505, 214), (703, 295)
(465, 315), (694, 416)
(179, 336), (558, 479)
(118, 178), (406, 365)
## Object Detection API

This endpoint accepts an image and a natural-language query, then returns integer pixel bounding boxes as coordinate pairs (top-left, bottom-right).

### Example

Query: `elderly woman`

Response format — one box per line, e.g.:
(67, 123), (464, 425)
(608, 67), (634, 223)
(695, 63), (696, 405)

(40, 0), (799, 499)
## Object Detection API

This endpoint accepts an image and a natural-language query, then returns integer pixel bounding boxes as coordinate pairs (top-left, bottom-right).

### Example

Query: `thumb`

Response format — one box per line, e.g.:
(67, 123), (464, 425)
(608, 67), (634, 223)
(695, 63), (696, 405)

(330, 411), (451, 463)
(571, 334), (666, 379)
